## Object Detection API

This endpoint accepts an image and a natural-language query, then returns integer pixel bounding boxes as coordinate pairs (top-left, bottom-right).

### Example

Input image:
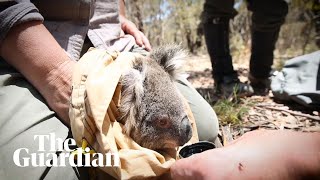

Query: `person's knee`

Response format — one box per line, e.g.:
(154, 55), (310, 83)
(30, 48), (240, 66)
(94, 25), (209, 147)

(202, 0), (237, 23)
(174, 78), (220, 143)
(195, 105), (219, 142)
(249, 0), (288, 31)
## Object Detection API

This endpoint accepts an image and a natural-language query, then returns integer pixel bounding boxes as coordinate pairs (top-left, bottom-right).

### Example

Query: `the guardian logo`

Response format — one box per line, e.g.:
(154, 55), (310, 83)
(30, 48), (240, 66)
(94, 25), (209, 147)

(13, 133), (120, 167)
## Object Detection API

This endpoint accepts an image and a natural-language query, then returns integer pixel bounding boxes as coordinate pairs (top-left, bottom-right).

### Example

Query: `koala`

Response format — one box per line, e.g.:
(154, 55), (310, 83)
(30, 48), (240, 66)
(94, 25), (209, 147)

(119, 45), (192, 151)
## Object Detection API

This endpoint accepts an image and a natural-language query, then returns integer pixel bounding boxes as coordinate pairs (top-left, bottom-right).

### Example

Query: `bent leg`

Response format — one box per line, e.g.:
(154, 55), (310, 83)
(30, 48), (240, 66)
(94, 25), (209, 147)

(175, 77), (219, 143)
(0, 60), (84, 179)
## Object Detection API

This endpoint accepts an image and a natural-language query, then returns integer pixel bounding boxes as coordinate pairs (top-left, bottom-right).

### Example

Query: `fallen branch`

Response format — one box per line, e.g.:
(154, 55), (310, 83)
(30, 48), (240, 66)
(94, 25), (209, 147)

(255, 105), (320, 122)
(221, 125), (234, 146)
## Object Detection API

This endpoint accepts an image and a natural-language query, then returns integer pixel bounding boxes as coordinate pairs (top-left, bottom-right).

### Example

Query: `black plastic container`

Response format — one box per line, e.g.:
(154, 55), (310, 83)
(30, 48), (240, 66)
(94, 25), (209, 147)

(179, 141), (216, 158)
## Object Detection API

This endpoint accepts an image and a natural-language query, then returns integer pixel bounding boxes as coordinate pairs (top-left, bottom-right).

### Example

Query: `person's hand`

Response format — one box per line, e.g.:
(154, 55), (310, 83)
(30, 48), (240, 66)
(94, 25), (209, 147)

(120, 15), (152, 51)
(170, 130), (320, 180)
(0, 21), (74, 125)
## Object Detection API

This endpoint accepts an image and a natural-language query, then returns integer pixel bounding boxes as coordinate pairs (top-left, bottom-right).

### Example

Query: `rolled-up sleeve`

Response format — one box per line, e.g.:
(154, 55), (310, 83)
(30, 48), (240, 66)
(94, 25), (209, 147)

(0, 1), (44, 43)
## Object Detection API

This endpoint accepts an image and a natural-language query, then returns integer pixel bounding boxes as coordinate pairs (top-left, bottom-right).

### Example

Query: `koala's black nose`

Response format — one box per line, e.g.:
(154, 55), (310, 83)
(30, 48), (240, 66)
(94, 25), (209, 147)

(179, 116), (192, 146)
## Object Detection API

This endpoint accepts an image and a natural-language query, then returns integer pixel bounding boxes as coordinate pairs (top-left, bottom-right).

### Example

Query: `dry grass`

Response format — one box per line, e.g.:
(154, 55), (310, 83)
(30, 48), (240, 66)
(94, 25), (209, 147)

(213, 99), (249, 125)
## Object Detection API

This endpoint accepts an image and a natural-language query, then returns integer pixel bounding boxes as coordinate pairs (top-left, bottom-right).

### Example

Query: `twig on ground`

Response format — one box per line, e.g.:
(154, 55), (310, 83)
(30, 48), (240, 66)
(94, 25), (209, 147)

(255, 105), (320, 121)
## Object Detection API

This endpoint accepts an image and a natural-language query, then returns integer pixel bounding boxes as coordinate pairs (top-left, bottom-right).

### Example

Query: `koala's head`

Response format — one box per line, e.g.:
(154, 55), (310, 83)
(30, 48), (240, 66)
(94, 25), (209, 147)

(119, 45), (192, 150)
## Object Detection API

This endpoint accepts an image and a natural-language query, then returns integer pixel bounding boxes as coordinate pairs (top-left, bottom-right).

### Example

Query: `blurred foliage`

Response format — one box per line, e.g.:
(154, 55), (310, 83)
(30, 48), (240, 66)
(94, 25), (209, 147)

(126, 0), (319, 67)
(126, 0), (205, 53)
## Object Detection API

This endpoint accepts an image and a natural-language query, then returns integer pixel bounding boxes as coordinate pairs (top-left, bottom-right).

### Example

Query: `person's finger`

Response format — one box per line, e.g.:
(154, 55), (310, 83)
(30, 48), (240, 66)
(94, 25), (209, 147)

(140, 31), (152, 51)
(122, 20), (151, 51)
(132, 30), (143, 46)
(122, 21), (143, 46)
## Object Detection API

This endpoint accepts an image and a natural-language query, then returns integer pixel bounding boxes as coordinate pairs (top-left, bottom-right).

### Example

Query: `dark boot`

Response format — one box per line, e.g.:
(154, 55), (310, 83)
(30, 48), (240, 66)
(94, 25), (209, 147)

(248, 73), (271, 95)
(203, 17), (253, 97)
(218, 74), (254, 98)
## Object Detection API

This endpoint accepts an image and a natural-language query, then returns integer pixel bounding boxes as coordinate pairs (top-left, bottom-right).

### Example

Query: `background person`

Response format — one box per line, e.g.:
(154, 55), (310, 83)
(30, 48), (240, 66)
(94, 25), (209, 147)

(202, 0), (288, 96)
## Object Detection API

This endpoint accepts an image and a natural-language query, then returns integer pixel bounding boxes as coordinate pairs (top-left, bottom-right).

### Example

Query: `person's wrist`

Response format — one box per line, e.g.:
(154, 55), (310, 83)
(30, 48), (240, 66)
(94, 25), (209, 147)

(44, 59), (75, 125)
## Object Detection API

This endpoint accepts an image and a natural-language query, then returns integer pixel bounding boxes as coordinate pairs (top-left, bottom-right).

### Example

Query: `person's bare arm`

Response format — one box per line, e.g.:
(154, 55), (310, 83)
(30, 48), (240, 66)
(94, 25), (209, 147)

(0, 20), (75, 125)
(171, 130), (320, 180)
(119, 0), (151, 51)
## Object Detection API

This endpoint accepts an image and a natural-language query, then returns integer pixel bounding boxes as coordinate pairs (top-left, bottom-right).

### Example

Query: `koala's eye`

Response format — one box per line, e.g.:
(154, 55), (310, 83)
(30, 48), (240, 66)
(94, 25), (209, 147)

(156, 118), (171, 128)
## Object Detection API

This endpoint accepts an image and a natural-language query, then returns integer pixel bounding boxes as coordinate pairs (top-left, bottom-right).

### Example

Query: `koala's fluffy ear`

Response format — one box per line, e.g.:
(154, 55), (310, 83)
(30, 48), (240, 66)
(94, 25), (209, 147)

(149, 44), (188, 79)
(120, 58), (145, 135)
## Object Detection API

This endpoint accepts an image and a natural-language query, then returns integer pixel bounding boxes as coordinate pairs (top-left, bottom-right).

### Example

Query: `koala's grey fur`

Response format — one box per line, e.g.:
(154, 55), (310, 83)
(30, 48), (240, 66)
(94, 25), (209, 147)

(119, 45), (192, 150)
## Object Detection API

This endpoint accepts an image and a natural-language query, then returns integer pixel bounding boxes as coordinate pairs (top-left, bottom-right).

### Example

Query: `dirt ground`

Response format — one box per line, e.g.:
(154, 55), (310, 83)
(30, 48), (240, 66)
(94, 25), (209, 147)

(183, 54), (320, 144)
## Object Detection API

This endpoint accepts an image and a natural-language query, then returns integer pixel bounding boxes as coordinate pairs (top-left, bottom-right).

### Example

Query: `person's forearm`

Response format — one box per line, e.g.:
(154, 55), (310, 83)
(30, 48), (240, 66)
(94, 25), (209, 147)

(0, 20), (75, 125)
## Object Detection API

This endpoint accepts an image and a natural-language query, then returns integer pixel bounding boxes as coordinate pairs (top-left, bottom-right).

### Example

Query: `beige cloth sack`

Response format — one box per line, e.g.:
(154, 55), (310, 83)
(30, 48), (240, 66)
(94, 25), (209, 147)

(69, 49), (199, 179)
